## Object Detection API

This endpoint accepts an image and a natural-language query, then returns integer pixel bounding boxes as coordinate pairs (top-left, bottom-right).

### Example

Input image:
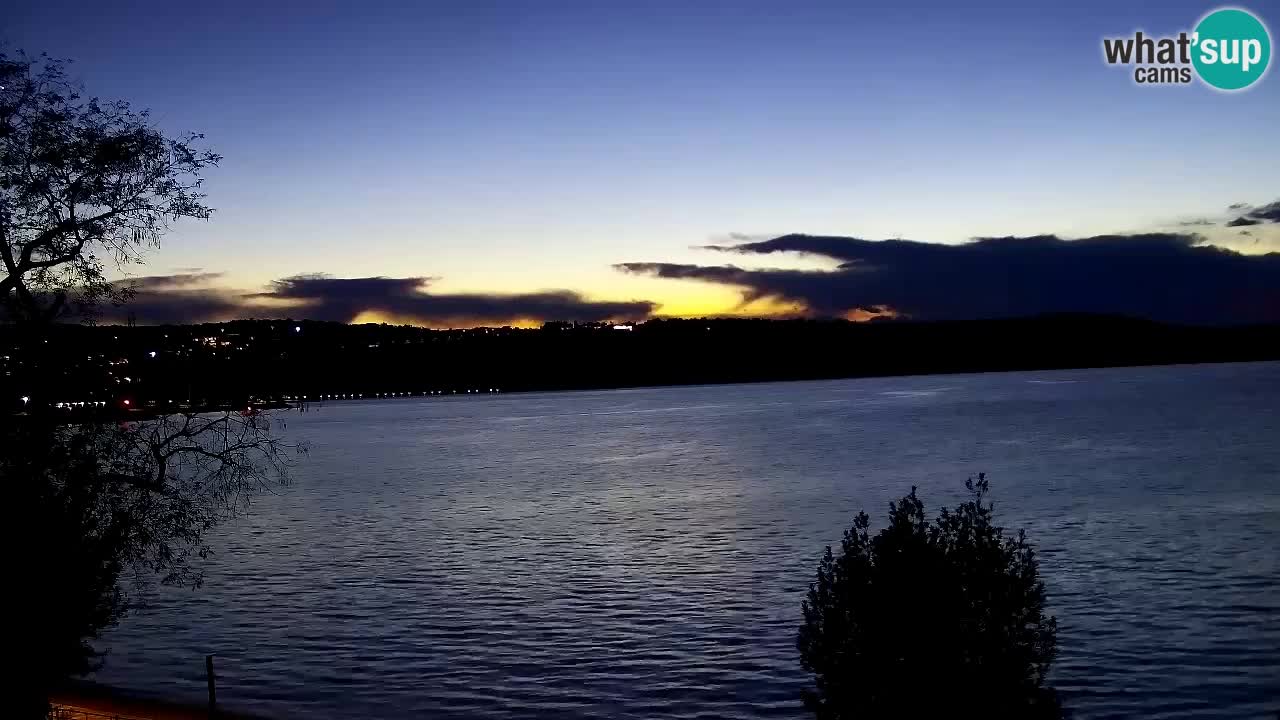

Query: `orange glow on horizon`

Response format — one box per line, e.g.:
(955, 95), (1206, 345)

(348, 310), (545, 329)
(118, 271), (901, 328)
(843, 307), (899, 322)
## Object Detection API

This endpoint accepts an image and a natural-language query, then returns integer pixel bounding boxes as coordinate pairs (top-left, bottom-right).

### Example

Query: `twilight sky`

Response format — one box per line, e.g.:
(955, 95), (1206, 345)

(5, 0), (1279, 325)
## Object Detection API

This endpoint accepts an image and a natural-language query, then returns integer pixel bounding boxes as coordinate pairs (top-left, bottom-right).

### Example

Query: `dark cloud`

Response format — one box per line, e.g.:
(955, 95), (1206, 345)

(726, 232), (775, 242)
(1227, 216), (1262, 227)
(1228, 202), (1250, 210)
(1243, 200), (1280, 223)
(1177, 218), (1217, 227)
(96, 273), (244, 324)
(100, 273), (655, 326)
(253, 274), (654, 325)
(617, 233), (1280, 325)
(128, 272), (226, 290)
(1226, 199), (1280, 227)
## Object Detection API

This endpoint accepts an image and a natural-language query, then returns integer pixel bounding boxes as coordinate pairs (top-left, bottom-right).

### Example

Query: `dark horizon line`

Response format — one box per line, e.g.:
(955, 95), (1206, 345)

(7, 311), (1278, 418)
(41, 311), (1280, 333)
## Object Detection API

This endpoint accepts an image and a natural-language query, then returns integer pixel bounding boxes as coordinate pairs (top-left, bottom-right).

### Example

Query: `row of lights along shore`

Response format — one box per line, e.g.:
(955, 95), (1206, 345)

(288, 389), (502, 401)
(37, 389), (503, 410)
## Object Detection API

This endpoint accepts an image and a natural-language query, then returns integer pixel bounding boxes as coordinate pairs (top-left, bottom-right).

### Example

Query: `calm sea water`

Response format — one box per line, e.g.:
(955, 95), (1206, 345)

(94, 362), (1280, 719)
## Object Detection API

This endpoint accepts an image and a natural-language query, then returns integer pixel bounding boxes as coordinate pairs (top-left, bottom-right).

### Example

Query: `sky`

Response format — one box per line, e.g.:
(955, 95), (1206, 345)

(5, 0), (1279, 326)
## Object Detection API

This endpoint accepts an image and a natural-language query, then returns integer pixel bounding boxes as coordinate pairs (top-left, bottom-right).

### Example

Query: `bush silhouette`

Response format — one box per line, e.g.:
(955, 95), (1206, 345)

(7, 424), (128, 718)
(797, 475), (1063, 718)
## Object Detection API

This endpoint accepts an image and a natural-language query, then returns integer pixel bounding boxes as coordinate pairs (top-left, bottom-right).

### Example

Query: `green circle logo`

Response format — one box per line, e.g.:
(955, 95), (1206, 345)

(1192, 8), (1271, 90)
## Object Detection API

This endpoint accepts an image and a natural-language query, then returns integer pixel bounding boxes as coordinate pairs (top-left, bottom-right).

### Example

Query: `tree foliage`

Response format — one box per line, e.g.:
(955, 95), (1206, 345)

(798, 475), (1063, 718)
(6, 402), (297, 718)
(1, 50), (294, 718)
(1, 50), (219, 322)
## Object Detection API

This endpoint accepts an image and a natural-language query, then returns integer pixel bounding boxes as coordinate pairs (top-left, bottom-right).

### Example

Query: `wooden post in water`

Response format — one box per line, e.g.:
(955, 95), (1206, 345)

(206, 654), (217, 717)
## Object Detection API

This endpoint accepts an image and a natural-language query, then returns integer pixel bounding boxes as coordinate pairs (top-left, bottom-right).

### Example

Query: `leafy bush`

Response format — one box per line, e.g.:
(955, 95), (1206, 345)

(798, 475), (1063, 718)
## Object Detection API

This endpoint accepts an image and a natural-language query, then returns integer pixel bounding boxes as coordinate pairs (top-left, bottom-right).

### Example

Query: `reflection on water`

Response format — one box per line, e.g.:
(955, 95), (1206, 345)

(96, 362), (1280, 719)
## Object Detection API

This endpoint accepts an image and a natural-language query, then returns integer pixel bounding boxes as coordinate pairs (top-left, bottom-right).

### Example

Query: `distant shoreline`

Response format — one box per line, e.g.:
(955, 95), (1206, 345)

(294, 355), (1280, 403)
(6, 314), (1278, 417)
(18, 356), (1280, 422)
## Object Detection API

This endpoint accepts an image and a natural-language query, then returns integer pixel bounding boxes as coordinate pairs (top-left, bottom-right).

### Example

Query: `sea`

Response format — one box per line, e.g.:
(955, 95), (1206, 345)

(93, 361), (1280, 719)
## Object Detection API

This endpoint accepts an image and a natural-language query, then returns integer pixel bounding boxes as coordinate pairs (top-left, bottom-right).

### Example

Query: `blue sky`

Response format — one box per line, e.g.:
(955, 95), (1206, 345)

(5, 0), (1278, 322)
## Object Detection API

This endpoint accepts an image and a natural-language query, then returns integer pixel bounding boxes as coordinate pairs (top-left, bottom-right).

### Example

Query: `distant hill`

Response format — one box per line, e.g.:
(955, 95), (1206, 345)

(3, 314), (1278, 414)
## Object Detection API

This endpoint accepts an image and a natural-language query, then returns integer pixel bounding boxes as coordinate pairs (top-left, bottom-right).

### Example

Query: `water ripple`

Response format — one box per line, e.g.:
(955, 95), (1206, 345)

(95, 363), (1280, 719)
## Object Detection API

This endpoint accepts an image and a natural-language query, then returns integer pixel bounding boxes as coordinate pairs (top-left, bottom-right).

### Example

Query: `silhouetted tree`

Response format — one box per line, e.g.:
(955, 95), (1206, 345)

(2, 50), (294, 717)
(1, 51), (218, 324)
(798, 475), (1063, 719)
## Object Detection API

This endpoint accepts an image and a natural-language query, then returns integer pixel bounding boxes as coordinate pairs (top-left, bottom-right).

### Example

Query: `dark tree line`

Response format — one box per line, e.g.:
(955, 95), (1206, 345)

(4, 313), (1278, 415)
